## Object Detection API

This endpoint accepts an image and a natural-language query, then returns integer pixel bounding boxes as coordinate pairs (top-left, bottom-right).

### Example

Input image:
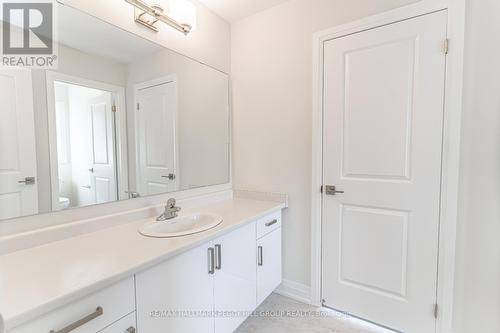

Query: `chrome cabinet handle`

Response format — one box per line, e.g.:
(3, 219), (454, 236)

(258, 246), (263, 266)
(161, 174), (176, 180)
(126, 327), (136, 333)
(215, 244), (222, 270)
(18, 177), (36, 185)
(208, 248), (215, 274)
(265, 219), (278, 227)
(88, 168), (94, 173)
(50, 307), (103, 333)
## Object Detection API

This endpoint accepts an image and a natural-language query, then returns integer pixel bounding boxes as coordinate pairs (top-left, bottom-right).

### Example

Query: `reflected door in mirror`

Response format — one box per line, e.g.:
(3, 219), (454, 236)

(52, 81), (119, 210)
(0, 69), (38, 219)
(136, 78), (178, 196)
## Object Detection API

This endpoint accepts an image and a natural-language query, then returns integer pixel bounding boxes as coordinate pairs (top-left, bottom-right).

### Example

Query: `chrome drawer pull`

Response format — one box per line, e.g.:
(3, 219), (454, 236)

(208, 247), (215, 274)
(265, 219), (278, 227)
(50, 306), (103, 333)
(258, 246), (263, 266)
(215, 244), (222, 270)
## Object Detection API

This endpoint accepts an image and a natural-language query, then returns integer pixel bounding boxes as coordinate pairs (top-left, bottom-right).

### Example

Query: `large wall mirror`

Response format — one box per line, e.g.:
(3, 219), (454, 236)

(0, 3), (230, 221)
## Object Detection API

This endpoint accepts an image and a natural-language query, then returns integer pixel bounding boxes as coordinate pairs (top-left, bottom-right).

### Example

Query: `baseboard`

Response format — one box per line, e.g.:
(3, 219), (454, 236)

(275, 279), (311, 305)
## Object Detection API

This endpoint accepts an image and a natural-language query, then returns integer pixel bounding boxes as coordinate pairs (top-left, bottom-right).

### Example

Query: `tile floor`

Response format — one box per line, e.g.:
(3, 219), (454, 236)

(236, 293), (394, 333)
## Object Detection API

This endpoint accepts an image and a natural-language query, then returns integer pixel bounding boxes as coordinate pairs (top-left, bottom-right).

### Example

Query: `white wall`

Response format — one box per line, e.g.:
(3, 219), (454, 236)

(231, 0), (420, 288)
(453, 0), (500, 332)
(59, 0), (231, 73)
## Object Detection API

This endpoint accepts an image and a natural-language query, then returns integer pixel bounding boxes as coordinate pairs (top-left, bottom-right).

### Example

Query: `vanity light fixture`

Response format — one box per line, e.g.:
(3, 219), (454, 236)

(125, 0), (192, 34)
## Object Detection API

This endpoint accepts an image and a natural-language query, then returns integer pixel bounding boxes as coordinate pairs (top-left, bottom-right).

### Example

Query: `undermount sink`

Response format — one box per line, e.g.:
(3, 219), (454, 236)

(139, 213), (223, 238)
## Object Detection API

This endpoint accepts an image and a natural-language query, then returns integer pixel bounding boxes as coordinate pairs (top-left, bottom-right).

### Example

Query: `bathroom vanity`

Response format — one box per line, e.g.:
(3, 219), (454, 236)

(0, 197), (285, 333)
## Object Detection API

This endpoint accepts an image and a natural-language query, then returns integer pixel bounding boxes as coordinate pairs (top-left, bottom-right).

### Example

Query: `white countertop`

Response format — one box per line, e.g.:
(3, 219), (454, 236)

(0, 198), (285, 330)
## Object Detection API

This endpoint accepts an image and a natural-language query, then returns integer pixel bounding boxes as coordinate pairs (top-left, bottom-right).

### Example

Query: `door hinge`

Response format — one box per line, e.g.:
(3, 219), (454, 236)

(137, 103), (140, 111)
(112, 105), (117, 113)
(444, 38), (449, 55)
(434, 304), (439, 319)
(320, 185), (323, 193)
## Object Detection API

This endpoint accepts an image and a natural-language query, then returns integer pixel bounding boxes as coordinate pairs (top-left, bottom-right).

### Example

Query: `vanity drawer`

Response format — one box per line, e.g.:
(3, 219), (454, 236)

(98, 312), (136, 333)
(256, 211), (282, 239)
(9, 277), (135, 333)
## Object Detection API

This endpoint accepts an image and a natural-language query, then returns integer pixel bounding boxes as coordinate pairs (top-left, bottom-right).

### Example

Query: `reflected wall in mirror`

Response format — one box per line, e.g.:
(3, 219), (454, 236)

(0, 3), (230, 221)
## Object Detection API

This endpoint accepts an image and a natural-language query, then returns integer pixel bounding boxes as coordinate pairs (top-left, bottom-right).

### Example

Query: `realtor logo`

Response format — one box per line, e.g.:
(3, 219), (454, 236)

(1, 0), (58, 68)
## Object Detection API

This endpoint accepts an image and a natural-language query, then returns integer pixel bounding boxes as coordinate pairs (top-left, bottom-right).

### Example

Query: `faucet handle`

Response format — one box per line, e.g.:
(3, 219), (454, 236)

(166, 198), (177, 208)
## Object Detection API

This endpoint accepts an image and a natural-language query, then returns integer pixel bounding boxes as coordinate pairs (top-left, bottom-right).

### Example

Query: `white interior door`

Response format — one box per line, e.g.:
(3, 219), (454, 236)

(0, 69), (38, 219)
(321, 11), (448, 333)
(88, 93), (117, 204)
(136, 80), (178, 196)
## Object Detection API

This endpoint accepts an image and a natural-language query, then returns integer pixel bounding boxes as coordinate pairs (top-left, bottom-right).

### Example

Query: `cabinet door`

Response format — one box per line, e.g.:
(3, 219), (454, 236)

(135, 242), (215, 333)
(214, 223), (257, 333)
(257, 228), (282, 305)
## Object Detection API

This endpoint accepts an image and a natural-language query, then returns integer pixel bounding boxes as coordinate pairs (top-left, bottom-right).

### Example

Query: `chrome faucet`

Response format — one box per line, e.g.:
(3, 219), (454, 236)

(156, 198), (181, 221)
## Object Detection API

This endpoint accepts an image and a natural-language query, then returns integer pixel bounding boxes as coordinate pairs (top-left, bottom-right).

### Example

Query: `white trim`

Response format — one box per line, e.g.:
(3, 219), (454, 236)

(111, 89), (129, 201)
(275, 279), (311, 305)
(45, 71), (129, 211)
(310, 1), (465, 332)
(435, 1), (465, 332)
(133, 75), (181, 194)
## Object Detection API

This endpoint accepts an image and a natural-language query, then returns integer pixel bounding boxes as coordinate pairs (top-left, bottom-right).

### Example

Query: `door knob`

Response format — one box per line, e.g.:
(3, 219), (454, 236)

(162, 174), (176, 180)
(18, 177), (36, 185)
(323, 185), (344, 195)
(125, 191), (141, 199)
(88, 168), (95, 173)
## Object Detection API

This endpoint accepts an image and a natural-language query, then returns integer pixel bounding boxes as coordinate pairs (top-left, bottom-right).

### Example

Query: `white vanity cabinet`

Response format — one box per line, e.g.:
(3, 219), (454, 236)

(135, 210), (282, 333)
(256, 212), (283, 305)
(213, 222), (257, 333)
(135, 241), (216, 333)
(98, 313), (136, 333)
(257, 229), (282, 305)
(8, 277), (136, 333)
(4, 209), (283, 333)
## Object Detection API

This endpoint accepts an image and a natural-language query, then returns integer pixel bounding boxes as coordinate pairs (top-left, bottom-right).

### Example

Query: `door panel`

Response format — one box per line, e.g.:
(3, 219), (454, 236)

(136, 81), (178, 196)
(90, 101), (110, 165)
(89, 93), (117, 204)
(321, 11), (447, 333)
(339, 205), (409, 297)
(0, 69), (38, 219)
(342, 38), (415, 180)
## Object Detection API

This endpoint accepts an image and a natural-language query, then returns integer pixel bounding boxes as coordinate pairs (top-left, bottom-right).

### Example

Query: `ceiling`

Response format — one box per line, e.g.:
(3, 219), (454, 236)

(197, 0), (289, 23)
